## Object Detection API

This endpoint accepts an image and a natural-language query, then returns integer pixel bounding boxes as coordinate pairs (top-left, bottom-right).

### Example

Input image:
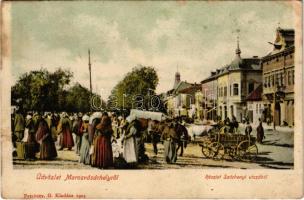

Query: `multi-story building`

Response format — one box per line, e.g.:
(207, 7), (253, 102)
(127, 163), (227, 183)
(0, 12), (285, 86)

(194, 90), (203, 120)
(165, 71), (201, 118)
(201, 72), (218, 121)
(214, 39), (262, 122)
(261, 27), (294, 126)
(246, 84), (264, 125)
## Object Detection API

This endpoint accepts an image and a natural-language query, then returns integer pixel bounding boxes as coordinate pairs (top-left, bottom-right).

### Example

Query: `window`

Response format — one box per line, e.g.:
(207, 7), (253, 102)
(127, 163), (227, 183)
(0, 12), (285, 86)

(224, 86), (227, 96)
(292, 70), (295, 84)
(230, 85), (232, 96)
(281, 73), (285, 86)
(264, 77), (267, 88)
(272, 74), (275, 86)
(276, 73), (280, 85)
(288, 71), (292, 85)
(277, 73), (282, 86)
(248, 83), (254, 94)
(268, 76), (270, 87)
(256, 104), (258, 114)
(233, 83), (239, 95)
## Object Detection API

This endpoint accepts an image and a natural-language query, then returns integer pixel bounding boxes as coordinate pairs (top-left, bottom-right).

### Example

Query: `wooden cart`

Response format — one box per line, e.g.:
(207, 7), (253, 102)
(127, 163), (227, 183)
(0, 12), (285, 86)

(199, 129), (258, 162)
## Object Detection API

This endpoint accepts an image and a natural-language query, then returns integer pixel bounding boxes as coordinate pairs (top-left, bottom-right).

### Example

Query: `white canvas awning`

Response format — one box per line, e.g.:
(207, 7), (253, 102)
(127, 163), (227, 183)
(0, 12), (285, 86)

(128, 109), (168, 121)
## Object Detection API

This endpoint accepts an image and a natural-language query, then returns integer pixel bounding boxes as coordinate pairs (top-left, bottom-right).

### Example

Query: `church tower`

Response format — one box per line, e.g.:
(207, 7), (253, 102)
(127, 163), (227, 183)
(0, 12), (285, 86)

(173, 68), (181, 89)
(235, 36), (241, 59)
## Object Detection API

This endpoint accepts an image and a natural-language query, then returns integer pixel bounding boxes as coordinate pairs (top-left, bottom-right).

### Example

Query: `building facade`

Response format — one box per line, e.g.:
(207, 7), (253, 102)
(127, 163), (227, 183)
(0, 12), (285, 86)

(246, 84), (264, 125)
(209, 39), (262, 122)
(201, 72), (218, 121)
(261, 27), (295, 126)
(165, 71), (201, 118)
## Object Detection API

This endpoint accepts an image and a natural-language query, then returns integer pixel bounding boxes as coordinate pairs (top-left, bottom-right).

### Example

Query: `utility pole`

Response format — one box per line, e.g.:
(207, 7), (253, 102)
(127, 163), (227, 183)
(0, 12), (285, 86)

(88, 49), (92, 112)
(273, 87), (276, 131)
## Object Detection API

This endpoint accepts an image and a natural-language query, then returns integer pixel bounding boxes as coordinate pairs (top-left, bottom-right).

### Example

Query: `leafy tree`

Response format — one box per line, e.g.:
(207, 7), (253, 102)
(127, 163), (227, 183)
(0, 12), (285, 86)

(65, 83), (103, 112)
(12, 68), (73, 112)
(107, 65), (159, 111)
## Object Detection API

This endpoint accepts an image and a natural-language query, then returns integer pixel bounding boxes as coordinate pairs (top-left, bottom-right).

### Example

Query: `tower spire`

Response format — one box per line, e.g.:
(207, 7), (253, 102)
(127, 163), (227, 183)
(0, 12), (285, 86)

(235, 35), (241, 58)
(173, 65), (181, 88)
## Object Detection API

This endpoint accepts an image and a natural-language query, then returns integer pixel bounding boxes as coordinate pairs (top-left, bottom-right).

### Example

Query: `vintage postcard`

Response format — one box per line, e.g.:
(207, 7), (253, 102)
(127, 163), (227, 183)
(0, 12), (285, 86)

(1, 1), (303, 199)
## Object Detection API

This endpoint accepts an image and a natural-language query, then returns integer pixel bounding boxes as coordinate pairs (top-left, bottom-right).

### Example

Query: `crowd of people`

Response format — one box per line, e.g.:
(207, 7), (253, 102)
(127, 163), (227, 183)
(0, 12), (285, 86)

(217, 115), (265, 144)
(11, 109), (189, 169)
(12, 109), (265, 169)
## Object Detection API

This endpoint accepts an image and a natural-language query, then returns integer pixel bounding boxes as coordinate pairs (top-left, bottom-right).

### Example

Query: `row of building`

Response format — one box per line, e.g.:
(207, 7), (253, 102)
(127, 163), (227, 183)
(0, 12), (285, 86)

(163, 27), (295, 127)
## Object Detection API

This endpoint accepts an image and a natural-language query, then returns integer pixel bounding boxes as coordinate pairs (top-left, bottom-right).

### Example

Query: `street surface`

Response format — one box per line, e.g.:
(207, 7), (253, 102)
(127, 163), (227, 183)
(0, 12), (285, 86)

(13, 124), (294, 170)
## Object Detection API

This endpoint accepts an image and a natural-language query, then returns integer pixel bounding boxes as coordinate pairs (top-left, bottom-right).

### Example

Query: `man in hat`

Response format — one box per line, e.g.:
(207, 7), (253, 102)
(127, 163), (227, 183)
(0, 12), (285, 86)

(14, 108), (25, 142)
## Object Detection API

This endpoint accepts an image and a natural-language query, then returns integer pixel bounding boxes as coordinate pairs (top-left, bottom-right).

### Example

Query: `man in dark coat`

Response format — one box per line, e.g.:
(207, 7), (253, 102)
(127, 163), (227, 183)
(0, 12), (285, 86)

(256, 121), (265, 144)
(73, 113), (83, 155)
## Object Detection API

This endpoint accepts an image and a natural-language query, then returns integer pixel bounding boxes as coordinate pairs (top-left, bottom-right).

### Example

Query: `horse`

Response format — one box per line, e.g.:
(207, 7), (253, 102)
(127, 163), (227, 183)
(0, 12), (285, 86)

(174, 122), (189, 156)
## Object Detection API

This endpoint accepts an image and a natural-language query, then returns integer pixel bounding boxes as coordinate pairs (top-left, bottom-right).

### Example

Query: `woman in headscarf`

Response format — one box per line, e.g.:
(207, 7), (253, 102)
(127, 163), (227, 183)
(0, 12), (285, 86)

(25, 114), (39, 159)
(122, 118), (140, 165)
(161, 121), (178, 164)
(58, 113), (74, 150)
(36, 117), (57, 160)
(91, 113), (114, 169)
(88, 112), (102, 145)
(79, 115), (91, 165)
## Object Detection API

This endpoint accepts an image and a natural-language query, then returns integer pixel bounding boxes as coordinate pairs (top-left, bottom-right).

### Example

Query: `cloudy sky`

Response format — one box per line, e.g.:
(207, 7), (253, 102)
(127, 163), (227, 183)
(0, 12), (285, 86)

(10, 1), (296, 98)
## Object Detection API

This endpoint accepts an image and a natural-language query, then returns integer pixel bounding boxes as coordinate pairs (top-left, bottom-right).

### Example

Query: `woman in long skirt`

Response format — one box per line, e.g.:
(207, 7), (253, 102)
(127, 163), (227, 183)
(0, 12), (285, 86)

(91, 114), (113, 169)
(123, 122), (138, 164)
(58, 114), (74, 150)
(79, 115), (90, 165)
(162, 124), (177, 164)
(36, 118), (57, 160)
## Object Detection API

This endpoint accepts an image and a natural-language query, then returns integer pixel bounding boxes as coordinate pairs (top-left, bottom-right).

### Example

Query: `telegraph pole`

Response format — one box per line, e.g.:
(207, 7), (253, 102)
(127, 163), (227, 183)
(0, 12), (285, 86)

(273, 88), (276, 131)
(88, 49), (93, 112)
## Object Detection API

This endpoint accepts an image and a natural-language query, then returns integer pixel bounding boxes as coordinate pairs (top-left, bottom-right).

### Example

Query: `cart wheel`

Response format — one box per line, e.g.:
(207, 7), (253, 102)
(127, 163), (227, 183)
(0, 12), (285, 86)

(237, 140), (258, 162)
(201, 143), (212, 158)
(209, 142), (225, 160)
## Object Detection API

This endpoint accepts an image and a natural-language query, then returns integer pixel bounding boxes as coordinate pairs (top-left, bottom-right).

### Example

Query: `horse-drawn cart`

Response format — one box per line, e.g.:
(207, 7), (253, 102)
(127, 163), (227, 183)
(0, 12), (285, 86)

(199, 130), (258, 162)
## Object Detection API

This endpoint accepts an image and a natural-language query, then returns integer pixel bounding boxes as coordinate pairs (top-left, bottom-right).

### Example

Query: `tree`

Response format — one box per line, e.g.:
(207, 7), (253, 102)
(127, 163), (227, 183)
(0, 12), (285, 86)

(11, 68), (73, 112)
(65, 83), (103, 112)
(107, 65), (159, 111)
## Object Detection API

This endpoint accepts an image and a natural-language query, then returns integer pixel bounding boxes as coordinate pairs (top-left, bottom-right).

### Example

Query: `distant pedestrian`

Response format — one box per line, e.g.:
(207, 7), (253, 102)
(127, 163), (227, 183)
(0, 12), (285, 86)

(256, 122), (265, 144)
(245, 121), (252, 137)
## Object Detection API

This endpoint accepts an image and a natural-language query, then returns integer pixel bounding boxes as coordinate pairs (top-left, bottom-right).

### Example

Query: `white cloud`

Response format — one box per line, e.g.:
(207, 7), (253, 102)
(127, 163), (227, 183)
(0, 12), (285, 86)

(10, 2), (295, 100)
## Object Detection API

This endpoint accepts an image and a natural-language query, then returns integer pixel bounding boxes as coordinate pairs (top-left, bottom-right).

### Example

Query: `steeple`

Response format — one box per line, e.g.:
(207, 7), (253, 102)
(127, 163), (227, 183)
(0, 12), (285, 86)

(235, 36), (241, 58)
(173, 66), (181, 89)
